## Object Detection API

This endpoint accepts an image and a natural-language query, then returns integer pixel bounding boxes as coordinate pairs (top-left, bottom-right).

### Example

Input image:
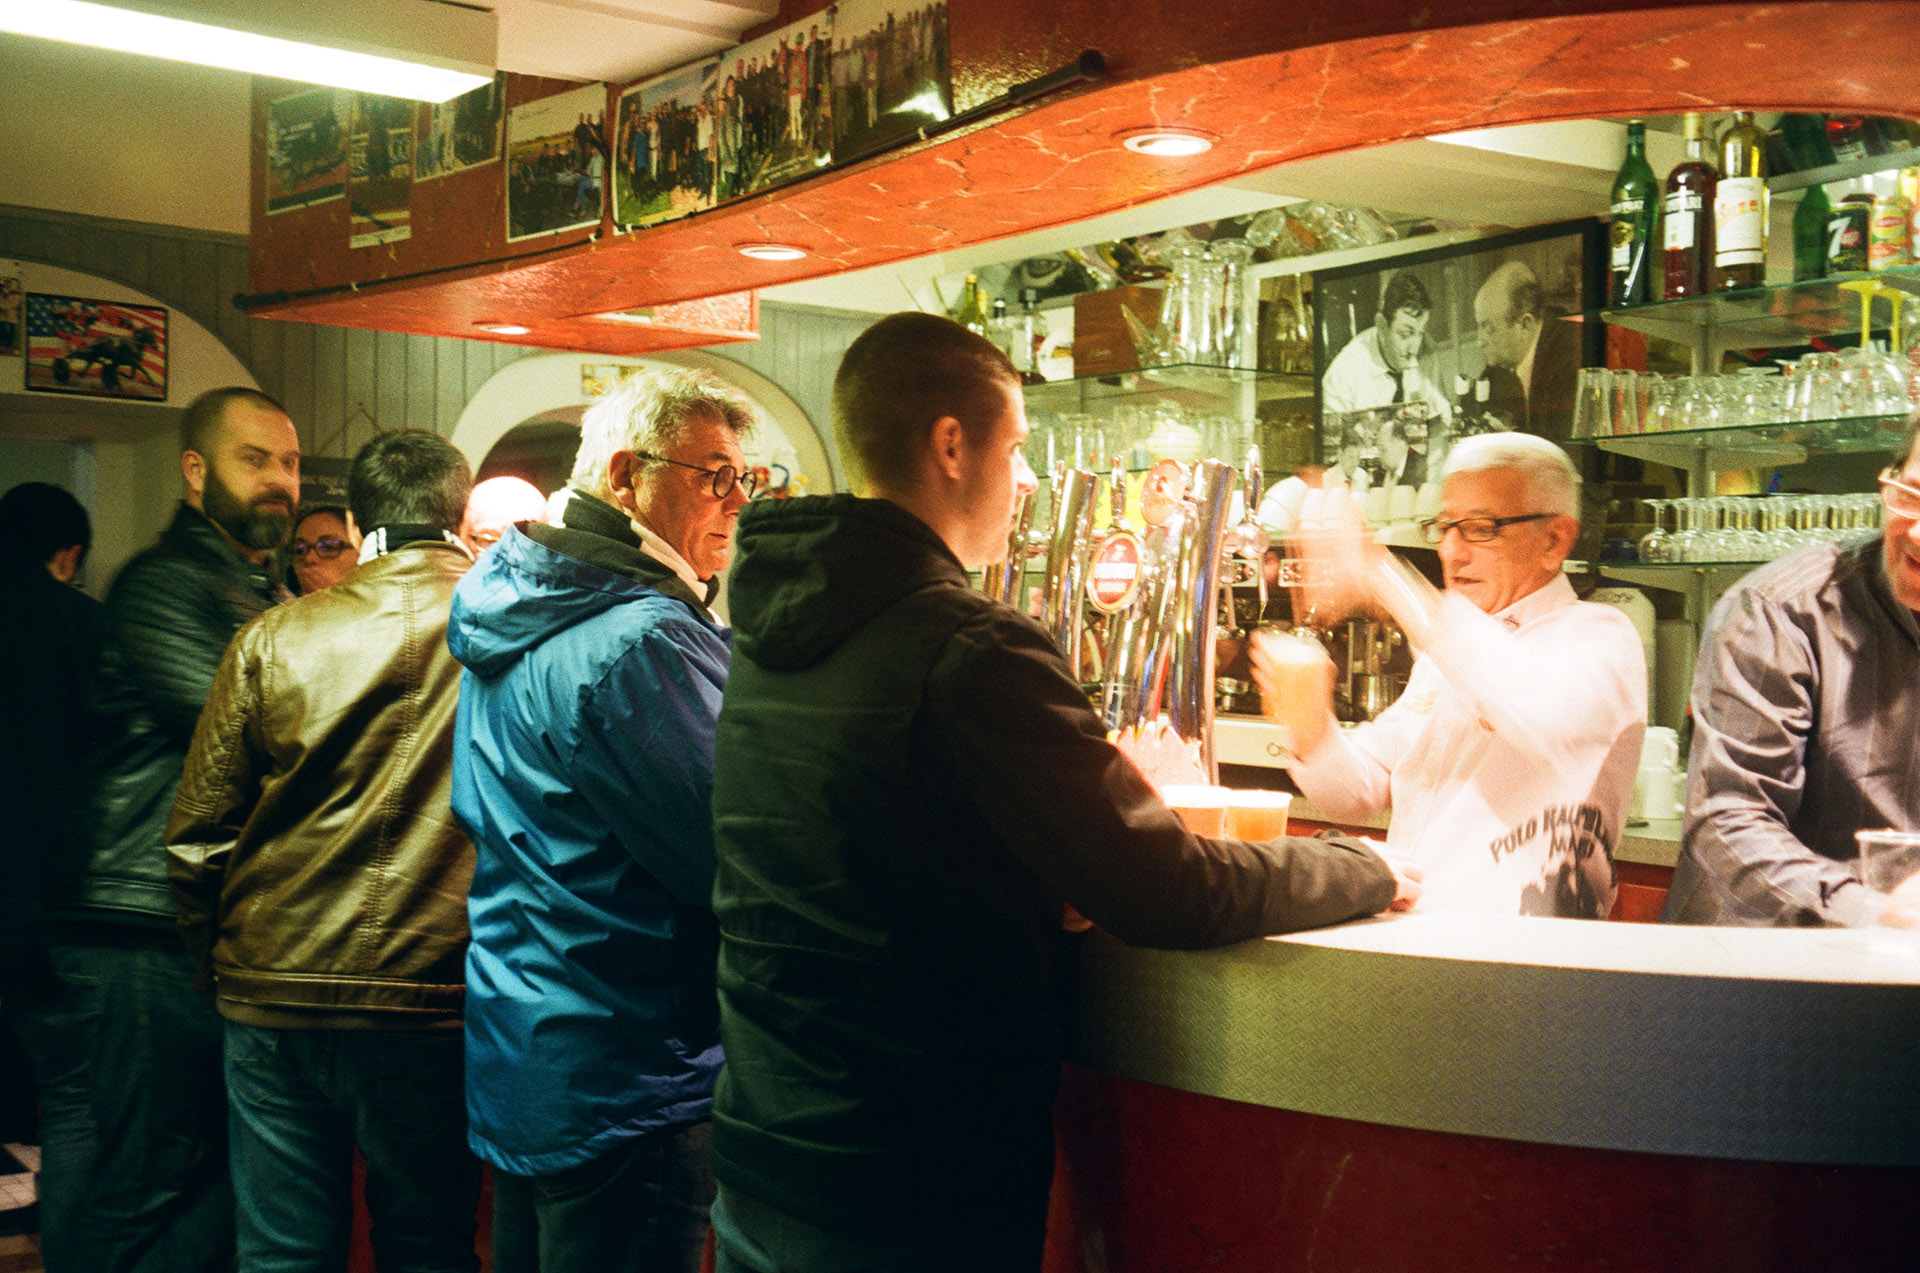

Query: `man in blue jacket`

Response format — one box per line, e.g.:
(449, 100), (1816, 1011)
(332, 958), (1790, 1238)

(448, 368), (755, 1273)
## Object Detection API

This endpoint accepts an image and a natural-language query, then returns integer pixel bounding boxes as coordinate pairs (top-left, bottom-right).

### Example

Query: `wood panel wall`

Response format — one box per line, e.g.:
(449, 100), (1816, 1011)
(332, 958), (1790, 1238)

(1, 203), (867, 477)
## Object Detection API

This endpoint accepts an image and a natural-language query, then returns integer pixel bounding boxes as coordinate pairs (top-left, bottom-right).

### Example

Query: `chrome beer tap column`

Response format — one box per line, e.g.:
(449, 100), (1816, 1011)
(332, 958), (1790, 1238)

(1041, 467), (1099, 676)
(1168, 458), (1238, 779)
(981, 488), (1044, 606)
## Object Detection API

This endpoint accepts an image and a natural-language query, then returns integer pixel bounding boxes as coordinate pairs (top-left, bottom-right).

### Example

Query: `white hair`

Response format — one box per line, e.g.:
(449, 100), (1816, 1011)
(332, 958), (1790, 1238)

(568, 368), (756, 500)
(1441, 431), (1580, 520)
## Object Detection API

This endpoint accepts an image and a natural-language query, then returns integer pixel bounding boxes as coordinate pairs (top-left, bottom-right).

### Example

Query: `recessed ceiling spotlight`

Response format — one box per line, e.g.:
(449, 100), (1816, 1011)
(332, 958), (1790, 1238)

(475, 321), (531, 336)
(734, 242), (808, 261)
(1117, 127), (1216, 157)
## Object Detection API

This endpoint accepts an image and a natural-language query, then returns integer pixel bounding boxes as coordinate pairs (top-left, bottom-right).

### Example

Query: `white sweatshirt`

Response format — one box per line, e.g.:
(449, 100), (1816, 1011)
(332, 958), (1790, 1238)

(1289, 575), (1647, 918)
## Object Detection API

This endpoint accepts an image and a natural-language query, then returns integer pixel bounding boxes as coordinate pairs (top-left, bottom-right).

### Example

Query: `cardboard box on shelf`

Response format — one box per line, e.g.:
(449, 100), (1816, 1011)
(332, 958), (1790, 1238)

(1072, 285), (1163, 378)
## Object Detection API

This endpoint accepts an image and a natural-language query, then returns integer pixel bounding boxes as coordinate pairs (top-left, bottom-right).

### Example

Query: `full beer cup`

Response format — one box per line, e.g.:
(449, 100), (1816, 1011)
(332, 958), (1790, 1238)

(1225, 790), (1292, 841)
(1160, 784), (1230, 836)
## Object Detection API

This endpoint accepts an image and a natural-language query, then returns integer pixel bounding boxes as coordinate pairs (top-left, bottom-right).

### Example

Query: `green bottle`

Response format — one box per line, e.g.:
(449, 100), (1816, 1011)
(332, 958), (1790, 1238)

(1609, 120), (1660, 306)
(1793, 183), (1833, 282)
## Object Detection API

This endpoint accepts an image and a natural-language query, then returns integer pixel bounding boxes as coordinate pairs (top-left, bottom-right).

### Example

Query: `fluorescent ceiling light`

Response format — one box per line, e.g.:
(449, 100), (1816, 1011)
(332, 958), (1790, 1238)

(1, 0), (495, 103)
(735, 242), (808, 261)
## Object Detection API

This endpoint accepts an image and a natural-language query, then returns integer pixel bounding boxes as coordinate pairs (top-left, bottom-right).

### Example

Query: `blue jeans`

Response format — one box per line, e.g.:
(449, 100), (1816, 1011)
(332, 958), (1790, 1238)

(711, 1184), (1044, 1273)
(224, 1021), (480, 1273)
(60, 937), (234, 1273)
(491, 1121), (714, 1273)
(0, 946), (100, 1273)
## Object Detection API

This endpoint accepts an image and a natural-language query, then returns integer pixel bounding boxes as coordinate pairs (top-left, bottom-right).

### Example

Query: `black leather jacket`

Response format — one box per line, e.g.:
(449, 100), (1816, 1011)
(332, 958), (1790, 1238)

(52, 503), (283, 932)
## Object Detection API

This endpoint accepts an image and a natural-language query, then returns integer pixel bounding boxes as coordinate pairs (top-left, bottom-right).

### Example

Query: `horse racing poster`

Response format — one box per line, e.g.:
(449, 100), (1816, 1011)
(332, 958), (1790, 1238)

(266, 88), (350, 215)
(23, 294), (169, 401)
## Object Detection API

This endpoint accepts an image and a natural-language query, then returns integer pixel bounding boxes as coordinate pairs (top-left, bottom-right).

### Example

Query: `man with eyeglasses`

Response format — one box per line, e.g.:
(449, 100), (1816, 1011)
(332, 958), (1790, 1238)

(1254, 432), (1647, 918)
(447, 367), (755, 1273)
(1666, 417), (1920, 927)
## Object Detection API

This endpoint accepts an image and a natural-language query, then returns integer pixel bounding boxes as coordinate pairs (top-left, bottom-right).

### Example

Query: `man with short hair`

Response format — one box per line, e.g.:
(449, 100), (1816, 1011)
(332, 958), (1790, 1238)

(49, 385), (300, 1273)
(1666, 417), (1920, 925)
(1257, 432), (1647, 918)
(1473, 259), (1581, 441)
(1320, 270), (1451, 424)
(707, 312), (1406, 1272)
(449, 368), (755, 1273)
(166, 430), (480, 1271)
(0, 482), (103, 1273)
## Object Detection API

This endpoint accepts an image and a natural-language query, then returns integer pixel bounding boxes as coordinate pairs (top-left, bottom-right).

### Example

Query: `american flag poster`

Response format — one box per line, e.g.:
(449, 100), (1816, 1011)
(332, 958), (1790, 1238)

(24, 294), (169, 401)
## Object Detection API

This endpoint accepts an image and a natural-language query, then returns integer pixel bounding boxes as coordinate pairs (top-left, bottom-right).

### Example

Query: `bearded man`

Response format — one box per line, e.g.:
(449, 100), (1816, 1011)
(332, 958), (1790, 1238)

(47, 386), (300, 1273)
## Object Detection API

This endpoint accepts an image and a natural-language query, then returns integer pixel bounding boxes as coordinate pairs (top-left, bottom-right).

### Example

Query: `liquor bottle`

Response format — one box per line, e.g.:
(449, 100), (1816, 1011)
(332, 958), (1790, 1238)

(952, 273), (990, 337)
(1714, 111), (1768, 291)
(1015, 288), (1049, 385)
(1608, 120), (1660, 306)
(1663, 113), (1718, 299)
(1827, 182), (1873, 274)
(1825, 115), (1877, 163)
(1793, 183), (1832, 281)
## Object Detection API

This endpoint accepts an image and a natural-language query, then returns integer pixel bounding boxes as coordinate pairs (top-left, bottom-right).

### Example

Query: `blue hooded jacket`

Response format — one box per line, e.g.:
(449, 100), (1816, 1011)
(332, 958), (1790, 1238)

(448, 494), (727, 1175)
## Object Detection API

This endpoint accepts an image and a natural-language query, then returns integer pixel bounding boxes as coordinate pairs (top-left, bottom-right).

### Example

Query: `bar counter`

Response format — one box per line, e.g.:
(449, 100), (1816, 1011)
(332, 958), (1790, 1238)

(1044, 911), (1920, 1271)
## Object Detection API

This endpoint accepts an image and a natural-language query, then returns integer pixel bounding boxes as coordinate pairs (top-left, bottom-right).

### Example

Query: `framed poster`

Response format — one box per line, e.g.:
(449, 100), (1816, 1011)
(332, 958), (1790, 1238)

(23, 294), (168, 401)
(347, 93), (415, 247)
(614, 60), (719, 230)
(1312, 219), (1604, 490)
(713, 15), (832, 200)
(830, 0), (950, 163)
(0, 269), (21, 358)
(507, 84), (607, 241)
(416, 74), (505, 181)
(266, 87), (350, 214)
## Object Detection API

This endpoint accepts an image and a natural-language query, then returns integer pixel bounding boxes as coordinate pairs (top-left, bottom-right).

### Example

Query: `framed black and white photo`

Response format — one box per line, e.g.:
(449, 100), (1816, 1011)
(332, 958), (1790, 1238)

(1312, 219), (1605, 490)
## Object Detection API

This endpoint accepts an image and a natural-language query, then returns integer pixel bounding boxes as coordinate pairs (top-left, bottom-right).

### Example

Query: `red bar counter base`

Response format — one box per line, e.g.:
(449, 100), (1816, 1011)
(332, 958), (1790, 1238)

(1043, 1066), (1918, 1273)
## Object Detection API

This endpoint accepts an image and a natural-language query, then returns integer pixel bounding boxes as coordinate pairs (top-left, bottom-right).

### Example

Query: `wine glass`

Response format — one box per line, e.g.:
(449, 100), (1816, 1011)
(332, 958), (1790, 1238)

(1639, 498), (1674, 563)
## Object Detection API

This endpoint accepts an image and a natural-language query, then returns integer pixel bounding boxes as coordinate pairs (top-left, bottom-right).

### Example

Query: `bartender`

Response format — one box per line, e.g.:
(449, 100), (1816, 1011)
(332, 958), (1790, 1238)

(1665, 417), (1920, 926)
(1253, 433), (1646, 918)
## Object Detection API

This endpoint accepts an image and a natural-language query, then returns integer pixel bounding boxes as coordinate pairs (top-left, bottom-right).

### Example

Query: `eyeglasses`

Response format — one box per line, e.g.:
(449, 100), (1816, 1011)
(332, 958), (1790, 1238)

(290, 535), (348, 560)
(635, 452), (758, 501)
(1878, 469), (1920, 519)
(1416, 513), (1556, 545)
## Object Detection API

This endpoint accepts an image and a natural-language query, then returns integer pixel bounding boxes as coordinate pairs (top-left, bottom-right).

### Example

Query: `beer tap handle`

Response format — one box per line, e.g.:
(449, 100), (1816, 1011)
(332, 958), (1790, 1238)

(1110, 459), (1129, 532)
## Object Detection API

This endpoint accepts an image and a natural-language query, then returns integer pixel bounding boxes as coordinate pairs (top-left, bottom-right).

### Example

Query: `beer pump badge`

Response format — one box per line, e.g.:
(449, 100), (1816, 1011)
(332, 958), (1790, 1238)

(1088, 530), (1143, 612)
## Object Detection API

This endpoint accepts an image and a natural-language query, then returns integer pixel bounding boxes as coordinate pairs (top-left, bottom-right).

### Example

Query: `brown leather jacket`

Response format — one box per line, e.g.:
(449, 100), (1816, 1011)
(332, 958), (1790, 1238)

(166, 540), (475, 1029)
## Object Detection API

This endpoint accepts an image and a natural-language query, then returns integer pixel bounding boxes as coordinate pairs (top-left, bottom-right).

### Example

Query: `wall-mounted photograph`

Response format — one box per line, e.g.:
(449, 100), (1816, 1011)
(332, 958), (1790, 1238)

(23, 293), (168, 400)
(265, 87), (350, 215)
(1312, 219), (1604, 494)
(347, 93), (415, 248)
(830, 0), (951, 163)
(614, 60), (719, 229)
(714, 16), (833, 199)
(507, 84), (608, 242)
(417, 74), (506, 182)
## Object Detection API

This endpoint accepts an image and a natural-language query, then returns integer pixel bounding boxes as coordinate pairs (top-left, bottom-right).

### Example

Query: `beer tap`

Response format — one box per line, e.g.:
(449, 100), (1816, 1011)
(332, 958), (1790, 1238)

(981, 487), (1048, 608)
(1041, 467), (1099, 676)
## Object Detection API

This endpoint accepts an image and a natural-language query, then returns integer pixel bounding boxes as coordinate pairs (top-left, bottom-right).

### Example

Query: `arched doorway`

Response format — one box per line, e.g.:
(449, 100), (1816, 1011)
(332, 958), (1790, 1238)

(450, 350), (835, 499)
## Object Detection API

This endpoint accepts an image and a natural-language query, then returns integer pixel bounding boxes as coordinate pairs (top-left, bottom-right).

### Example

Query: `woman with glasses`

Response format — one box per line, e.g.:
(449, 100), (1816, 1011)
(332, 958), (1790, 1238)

(288, 504), (357, 594)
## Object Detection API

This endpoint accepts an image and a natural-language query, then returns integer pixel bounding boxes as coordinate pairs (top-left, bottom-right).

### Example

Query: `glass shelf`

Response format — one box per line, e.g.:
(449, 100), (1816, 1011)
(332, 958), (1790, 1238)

(1596, 561), (1771, 594)
(1022, 363), (1312, 415)
(1564, 266), (1920, 348)
(1574, 413), (1908, 469)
